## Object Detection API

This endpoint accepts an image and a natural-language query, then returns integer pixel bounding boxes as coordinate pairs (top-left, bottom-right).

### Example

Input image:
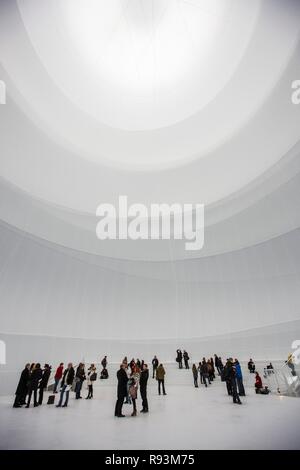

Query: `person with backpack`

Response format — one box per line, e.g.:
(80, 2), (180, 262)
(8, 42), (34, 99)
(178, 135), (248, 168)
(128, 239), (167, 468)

(86, 364), (97, 399)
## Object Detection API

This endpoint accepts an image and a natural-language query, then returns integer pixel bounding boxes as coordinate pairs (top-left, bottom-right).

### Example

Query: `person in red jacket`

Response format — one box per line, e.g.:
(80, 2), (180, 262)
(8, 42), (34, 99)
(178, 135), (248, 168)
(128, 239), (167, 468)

(53, 363), (64, 393)
(255, 372), (263, 393)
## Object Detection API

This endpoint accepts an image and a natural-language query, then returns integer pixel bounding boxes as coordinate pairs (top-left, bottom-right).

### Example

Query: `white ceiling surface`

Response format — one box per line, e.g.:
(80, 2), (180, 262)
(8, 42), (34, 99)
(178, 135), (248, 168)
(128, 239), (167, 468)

(0, 0), (299, 260)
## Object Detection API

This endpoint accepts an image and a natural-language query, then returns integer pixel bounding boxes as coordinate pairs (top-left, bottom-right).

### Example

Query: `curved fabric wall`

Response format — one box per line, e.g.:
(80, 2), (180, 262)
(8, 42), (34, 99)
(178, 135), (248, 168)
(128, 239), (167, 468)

(1, 0), (300, 395)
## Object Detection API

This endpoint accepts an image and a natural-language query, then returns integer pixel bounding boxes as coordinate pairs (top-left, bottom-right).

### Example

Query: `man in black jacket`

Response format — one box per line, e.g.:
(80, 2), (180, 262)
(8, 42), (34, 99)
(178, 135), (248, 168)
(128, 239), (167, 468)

(226, 358), (242, 405)
(140, 363), (149, 413)
(13, 363), (30, 407)
(114, 363), (128, 417)
(152, 355), (159, 379)
(56, 363), (75, 408)
(38, 364), (51, 405)
(75, 363), (86, 399)
(183, 350), (190, 369)
(26, 363), (43, 407)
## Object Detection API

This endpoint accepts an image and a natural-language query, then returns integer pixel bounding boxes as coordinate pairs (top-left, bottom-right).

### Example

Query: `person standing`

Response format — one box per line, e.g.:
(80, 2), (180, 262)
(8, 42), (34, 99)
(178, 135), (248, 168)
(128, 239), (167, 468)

(192, 364), (198, 388)
(209, 357), (215, 380)
(56, 363), (75, 407)
(140, 363), (149, 413)
(114, 363), (128, 417)
(248, 358), (255, 373)
(214, 354), (220, 375)
(101, 355), (107, 369)
(152, 355), (159, 379)
(217, 356), (224, 375)
(13, 363), (30, 407)
(176, 349), (183, 369)
(200, 359), (211, 387)
(183, 350), (190, 369)
(38, 364), (51, 405)
(75, 363), (86, 399)
(86, 364), (97, 399)
(234, 359), (245, 396)
(53, 363), (64, 393)
(198, 362), (203, 384)
(156, 363), (167, 395)
(207, 359), (214, 382)
(128, 376), (138, 416)
(26, 363), (43, 407)
(227, 358), (242, 405)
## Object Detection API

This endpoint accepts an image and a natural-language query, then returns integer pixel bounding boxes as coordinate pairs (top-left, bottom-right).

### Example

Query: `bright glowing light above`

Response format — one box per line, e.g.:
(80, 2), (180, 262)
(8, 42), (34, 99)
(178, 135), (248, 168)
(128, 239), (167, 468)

(15, 0), (263, 164)
(62, 0), (226, 129)
(65, 0), (222, 93)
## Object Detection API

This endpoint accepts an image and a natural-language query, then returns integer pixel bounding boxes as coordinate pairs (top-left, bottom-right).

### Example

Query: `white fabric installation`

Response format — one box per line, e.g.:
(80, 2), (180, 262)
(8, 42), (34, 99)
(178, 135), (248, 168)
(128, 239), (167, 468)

(0, 0), (300, 396)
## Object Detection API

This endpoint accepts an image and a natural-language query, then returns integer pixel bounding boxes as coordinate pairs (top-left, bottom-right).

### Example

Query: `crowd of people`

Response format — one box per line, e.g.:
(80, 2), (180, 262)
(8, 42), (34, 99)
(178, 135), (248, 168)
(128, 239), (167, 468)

(13, 356), (109, 408)
(14, 350), (294, 413)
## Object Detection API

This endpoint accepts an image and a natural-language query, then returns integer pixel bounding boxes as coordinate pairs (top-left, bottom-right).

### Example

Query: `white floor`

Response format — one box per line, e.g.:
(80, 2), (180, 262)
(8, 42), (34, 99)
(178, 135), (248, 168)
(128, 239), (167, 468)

(1, 364), (300, 450)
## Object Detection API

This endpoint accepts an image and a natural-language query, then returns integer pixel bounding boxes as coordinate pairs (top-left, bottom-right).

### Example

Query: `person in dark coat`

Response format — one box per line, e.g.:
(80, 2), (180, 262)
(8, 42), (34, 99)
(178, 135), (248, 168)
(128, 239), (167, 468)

(223, 359), (232, 395)
(13, 363), (30, 407)
(217, 356), (224, 374)
(200, 359), (211, 387)
(192, 364), (198, 388)
(56, 363), (75, 407)
(248, 358), (255, 373)
(152, 355), (159, 379)
(75, 363), (86, 399)
(226, 358), (242, 404)
(38, 364), (51, 405)
(26, 363), (43, 407)
(101, 356), (107, 369)
(114, 363), (128, 417)
(100, 367), (109, 379)
(176, 349), (183, 369)
(183, 351), (190, 369)
(140, 363), (149, 413)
